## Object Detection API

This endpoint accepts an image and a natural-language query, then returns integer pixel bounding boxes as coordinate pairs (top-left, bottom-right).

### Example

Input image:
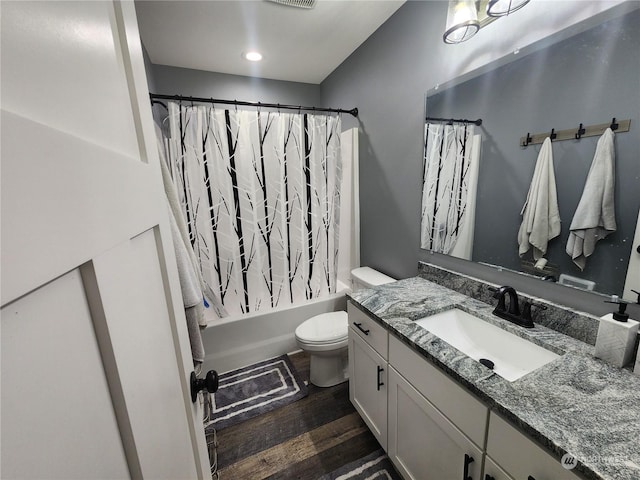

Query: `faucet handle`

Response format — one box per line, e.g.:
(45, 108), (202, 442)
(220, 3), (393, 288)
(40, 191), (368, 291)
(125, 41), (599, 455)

(521, 300), (547, 322)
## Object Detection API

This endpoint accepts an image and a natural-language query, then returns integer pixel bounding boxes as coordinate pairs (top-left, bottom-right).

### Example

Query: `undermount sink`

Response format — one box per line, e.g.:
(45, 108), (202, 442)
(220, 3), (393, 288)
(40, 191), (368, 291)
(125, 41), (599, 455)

(415, 308), (561, 381)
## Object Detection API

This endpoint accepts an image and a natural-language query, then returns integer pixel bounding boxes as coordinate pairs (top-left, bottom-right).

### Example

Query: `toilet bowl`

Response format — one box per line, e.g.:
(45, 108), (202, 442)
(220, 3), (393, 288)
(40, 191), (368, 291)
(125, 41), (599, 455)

(295, 267), (396, 387)
(295, 311), (349, 387)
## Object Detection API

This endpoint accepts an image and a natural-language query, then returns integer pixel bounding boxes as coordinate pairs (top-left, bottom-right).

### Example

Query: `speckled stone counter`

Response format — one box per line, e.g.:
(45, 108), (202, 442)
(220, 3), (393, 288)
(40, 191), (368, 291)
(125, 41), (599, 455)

(348, 276), (640, 480)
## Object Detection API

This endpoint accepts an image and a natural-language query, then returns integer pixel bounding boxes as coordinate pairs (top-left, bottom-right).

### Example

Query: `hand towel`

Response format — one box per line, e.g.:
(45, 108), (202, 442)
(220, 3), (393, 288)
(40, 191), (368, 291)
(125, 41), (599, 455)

(518, 137), (561, 260)
(566, 128), (616, 270)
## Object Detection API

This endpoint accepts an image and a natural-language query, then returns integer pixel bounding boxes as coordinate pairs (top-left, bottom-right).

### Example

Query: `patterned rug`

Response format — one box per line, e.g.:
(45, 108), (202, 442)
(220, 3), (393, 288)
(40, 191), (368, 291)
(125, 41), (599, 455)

(319, 450), (402, 480)
(204, 354), (308, 430)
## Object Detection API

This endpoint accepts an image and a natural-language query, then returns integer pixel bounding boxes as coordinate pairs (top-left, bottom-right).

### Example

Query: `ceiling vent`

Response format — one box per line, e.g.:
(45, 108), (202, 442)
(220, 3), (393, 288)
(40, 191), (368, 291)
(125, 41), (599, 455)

(266, 0), (316, 9)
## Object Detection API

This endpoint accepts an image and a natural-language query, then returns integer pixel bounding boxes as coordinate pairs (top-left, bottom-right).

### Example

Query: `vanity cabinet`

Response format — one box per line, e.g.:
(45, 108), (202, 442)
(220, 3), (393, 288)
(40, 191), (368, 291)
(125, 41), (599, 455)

(348, 303), (389, 449)
(486, 413), (582, 480)
(388, 335), (488, 479)
(388, 366), (483, 479)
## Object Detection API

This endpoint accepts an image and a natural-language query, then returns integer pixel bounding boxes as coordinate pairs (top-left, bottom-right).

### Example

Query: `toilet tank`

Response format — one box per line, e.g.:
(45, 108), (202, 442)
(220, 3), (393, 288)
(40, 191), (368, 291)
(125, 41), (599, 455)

(351, 267), (395, 291)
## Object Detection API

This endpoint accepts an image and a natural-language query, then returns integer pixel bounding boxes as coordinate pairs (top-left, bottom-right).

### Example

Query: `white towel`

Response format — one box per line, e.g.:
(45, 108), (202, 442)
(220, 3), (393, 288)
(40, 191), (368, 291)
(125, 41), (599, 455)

(167, 202), (206, 363)
(155, 126), (206, 365)
(566, 128), (616, 270)
(518, 137), (561, 260)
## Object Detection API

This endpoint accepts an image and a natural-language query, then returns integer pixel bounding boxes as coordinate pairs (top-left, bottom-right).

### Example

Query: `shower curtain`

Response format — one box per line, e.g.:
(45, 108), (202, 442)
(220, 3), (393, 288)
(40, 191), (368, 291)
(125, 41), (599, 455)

(421, 122), (478, 258)
(164, 102), (342, 318)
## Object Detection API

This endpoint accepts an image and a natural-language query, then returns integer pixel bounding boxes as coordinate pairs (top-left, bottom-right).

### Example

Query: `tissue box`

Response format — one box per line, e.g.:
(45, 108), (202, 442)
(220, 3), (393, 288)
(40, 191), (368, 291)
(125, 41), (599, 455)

(594, 313), (639, 368)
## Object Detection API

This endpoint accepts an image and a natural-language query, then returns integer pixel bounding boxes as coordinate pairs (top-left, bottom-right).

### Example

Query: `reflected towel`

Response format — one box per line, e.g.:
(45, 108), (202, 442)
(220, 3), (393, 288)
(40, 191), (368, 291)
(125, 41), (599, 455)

(518, 137), (561, 260)
(566, 128), (616, 270)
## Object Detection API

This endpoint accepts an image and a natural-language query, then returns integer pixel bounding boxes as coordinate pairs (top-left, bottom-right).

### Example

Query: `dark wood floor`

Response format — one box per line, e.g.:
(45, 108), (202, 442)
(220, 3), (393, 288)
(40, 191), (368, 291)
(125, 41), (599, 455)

(215, 351), (383, 479)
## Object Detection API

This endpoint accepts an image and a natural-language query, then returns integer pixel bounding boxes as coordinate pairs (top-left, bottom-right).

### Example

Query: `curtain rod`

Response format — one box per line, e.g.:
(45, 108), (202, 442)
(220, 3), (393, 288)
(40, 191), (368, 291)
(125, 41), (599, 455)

(149, 93), (358, 117)
(426, 116), (482, 126)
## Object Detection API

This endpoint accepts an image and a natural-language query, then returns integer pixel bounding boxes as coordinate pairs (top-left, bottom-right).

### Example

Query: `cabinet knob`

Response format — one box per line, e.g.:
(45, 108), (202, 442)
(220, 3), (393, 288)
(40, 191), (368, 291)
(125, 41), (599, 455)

(463, 454), (474, 480)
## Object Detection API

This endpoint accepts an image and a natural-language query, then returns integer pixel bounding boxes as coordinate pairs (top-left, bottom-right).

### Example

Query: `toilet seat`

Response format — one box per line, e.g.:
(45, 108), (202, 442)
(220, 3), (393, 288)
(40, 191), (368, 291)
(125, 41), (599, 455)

(295, 311), (348, 346)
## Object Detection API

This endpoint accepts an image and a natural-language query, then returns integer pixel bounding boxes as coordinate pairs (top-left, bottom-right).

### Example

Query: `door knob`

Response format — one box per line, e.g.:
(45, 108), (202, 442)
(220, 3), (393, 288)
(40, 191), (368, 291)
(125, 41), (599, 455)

(190, 370), (219, 402)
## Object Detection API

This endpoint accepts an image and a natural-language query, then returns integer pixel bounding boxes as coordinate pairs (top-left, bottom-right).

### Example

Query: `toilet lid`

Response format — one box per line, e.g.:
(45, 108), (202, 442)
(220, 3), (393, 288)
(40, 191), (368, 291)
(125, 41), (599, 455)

(295, 311), (348, 344)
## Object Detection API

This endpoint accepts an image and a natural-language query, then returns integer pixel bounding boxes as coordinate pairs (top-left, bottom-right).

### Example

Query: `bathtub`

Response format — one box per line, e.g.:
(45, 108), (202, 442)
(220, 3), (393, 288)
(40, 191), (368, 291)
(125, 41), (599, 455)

(201, 281), (350, 374)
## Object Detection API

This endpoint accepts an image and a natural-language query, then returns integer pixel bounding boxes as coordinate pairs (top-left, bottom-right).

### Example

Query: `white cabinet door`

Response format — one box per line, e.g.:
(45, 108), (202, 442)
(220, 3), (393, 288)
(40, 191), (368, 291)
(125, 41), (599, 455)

(388, 367), (483, 480)
(483, 456), (515, 480)
(487, 413), (581, 480)
(1, 2), (209, 478)
(349, 328), (388, 449)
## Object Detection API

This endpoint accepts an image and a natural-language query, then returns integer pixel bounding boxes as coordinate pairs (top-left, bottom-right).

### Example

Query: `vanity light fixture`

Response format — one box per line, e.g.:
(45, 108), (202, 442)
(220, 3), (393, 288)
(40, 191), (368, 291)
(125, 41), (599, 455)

(443, 0), (480, 44)
(443, 0), (530, 44)
(486, 0), (530, 17)
(242, 51), (263, 62)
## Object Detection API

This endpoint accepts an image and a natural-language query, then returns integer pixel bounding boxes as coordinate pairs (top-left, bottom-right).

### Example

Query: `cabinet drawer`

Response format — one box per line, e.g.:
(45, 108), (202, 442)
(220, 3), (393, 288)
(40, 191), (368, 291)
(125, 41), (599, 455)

(389, 335), (488, 448)
(487, 412), (582, 480)
(348, 302), (388, 359)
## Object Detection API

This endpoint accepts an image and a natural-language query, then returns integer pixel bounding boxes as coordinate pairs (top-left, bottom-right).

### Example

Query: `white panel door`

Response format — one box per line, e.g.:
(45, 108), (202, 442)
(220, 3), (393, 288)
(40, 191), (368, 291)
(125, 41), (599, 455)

(1, 1), (209, 478)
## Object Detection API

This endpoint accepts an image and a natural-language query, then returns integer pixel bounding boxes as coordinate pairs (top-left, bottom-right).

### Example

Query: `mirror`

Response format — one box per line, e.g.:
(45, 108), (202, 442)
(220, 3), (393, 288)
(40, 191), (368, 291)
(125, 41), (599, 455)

(421, 7), (640, 298)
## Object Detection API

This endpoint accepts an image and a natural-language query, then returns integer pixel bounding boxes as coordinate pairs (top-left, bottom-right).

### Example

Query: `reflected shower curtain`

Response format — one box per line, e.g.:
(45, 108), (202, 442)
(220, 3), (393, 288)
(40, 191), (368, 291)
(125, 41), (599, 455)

(421, 122), (476, 256)
(165, 102), (342, 317)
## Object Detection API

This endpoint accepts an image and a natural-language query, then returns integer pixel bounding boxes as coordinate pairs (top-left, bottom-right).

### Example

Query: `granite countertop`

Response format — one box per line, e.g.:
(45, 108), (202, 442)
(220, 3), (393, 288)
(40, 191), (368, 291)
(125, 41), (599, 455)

(348, 276), (640, 480)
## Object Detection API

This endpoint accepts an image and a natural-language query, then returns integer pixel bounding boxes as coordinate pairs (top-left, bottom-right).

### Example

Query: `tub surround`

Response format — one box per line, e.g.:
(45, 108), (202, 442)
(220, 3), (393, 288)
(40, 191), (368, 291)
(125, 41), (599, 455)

(348, 276), (640, 480)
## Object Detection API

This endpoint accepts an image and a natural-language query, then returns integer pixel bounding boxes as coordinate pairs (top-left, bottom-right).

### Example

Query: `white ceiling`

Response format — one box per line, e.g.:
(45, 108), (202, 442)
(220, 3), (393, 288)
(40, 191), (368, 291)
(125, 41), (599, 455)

(136, 0), (405, 84)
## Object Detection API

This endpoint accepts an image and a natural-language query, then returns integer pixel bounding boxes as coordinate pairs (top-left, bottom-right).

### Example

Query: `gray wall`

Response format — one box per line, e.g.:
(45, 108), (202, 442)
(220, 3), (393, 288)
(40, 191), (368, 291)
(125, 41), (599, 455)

(149, 64), (321, 106)
(145, 64), (321, 135)
(427, 10), (640, 296)
(321, 1), (449, 280)
(321, 2), (640, 317)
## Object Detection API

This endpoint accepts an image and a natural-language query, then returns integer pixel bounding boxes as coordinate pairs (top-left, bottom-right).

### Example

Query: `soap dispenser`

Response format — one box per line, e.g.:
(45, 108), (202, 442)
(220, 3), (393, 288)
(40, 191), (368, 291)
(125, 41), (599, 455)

(595, 297), (639, 368)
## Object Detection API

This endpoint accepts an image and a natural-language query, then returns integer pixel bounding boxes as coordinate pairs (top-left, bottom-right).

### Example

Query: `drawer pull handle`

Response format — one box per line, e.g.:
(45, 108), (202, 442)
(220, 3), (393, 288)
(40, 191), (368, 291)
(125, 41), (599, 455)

(376, 365), (384, 390)
(353, 322), (370, 335)
(463, 454), (474, 480)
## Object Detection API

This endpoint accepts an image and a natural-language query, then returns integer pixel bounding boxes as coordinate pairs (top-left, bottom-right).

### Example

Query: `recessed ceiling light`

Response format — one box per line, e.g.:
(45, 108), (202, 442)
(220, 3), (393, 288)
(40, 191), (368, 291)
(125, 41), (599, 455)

(243, 51), (263, 62)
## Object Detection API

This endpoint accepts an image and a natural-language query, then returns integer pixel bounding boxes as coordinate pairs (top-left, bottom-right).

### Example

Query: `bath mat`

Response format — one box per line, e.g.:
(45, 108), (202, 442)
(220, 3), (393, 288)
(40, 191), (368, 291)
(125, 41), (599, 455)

(204, 354), (308, 430)
(319, 449), (402, 480)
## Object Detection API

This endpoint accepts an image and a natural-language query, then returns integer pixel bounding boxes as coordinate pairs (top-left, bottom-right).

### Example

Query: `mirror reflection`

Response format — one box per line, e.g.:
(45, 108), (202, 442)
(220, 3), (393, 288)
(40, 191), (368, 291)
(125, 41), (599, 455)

(421, 8), (640, 297)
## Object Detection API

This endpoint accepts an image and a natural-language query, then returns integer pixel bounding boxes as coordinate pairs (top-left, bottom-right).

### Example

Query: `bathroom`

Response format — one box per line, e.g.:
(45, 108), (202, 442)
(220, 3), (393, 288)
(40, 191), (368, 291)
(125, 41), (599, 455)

(2, 1), (639, 479)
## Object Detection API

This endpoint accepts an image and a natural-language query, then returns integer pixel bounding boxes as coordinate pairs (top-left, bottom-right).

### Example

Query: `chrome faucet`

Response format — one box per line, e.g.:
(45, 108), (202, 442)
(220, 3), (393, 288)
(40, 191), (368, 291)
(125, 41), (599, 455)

(489, 285), (539, 328)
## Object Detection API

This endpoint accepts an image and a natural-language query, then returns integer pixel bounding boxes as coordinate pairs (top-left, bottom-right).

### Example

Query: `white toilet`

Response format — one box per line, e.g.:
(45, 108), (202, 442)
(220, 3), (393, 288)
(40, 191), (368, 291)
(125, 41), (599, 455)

(295, 267), (395, 387)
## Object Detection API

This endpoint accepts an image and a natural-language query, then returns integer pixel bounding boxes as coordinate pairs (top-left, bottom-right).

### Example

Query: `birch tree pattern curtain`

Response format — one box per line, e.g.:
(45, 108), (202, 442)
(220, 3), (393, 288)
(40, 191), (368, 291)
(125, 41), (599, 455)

(165, 102), (342, 317)
(421, 122), (475, 254)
